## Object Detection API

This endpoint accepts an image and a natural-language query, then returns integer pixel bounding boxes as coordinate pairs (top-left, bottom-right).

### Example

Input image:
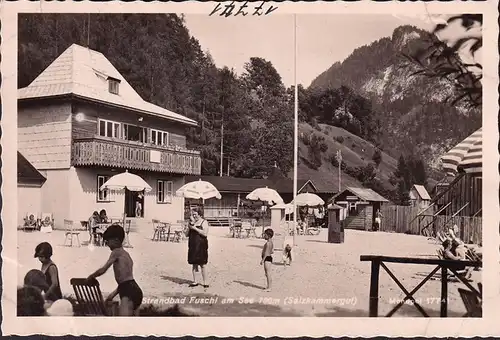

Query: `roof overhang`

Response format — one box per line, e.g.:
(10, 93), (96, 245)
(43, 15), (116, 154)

(18, 93), (198, 127)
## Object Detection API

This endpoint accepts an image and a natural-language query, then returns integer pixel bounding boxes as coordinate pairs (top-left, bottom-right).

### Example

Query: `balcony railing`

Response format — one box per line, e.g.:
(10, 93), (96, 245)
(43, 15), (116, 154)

(72, 136), (201, 175)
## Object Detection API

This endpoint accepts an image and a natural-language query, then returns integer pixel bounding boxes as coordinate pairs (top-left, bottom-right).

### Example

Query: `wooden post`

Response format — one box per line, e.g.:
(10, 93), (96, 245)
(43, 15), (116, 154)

(369, 260), (380, 317)
(440, 265), (448, 317)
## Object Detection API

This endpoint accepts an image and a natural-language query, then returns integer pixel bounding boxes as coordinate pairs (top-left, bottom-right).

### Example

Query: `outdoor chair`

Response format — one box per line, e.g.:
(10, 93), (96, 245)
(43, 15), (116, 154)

(23, 212), (39, 232)
(152, 219), (167, 241)
(63, 219), (81, 247)
(244, 219), (258, 238)
(40, 213), (54, 233)
(70, 278), (117, 316)
(458, 288), (482, 317)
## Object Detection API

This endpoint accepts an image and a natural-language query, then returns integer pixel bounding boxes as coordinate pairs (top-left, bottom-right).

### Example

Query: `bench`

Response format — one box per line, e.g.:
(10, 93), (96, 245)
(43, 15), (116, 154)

(360, 255), (482, 317)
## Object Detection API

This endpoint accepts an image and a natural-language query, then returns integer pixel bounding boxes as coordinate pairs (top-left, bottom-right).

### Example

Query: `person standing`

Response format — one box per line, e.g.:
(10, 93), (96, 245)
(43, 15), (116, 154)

(374, 209), (383, 231)
(186, 207), (209, 288)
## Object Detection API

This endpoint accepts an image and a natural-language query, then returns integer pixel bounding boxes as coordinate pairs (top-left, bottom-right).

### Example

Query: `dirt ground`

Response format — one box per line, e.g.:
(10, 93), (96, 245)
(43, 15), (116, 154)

(16, 225), (479, 317)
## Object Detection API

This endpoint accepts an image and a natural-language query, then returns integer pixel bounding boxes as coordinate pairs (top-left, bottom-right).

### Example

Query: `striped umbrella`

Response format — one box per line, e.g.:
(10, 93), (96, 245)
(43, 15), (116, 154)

(441, 128), (482, 176)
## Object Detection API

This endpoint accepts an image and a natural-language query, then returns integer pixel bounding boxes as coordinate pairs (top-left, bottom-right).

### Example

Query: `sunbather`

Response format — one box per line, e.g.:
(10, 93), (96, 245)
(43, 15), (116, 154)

(442, 239), (473, 280)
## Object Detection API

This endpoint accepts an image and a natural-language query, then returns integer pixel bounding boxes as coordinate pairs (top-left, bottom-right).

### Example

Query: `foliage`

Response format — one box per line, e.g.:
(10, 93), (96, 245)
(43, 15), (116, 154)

(372, 149), (382, 167)
(18, 14), (293, 179)
(402, 15), (482, 110)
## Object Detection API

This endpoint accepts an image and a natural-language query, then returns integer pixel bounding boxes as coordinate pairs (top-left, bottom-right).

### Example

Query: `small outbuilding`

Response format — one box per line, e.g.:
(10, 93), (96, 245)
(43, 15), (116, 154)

(332, 187), (389, 231)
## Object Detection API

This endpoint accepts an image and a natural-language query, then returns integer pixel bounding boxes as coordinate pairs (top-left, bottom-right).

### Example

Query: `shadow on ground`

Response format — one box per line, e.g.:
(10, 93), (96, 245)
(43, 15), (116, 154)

(314, 303), (465, 317)
(160, 275), (193, 286)
(233, 280), (265, 290)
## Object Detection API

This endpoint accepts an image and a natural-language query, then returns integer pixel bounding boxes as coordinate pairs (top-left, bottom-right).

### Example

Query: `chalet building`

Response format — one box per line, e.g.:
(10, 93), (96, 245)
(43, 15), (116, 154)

(18, 44), (201, 227)
(332, 187), (389, 231)
(409, 184), (431, 210)
(18, 152), (46, 226)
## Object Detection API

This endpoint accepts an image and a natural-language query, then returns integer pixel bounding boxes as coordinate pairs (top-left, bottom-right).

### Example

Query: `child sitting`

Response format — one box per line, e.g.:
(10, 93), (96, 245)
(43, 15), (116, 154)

(87, 224), (143, 316)
(34, 242), (63, 303)
(260, 228), (274, 291)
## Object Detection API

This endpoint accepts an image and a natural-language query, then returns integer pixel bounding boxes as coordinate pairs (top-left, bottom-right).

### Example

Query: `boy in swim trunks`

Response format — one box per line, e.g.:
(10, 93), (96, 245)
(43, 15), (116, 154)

(87, 224), (143, 316)
(260, 228), (274, 291)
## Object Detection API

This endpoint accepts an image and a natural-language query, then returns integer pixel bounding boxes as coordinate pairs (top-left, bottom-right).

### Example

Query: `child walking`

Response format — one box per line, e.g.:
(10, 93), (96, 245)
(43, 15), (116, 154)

(260, 228), (274, 291)
(34, 242), (62, 303)
(87, 224), (143, 316)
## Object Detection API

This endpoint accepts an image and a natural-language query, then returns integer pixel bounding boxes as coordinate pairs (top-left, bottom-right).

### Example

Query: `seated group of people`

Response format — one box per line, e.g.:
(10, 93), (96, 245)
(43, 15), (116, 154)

(87, 209), (109, 244)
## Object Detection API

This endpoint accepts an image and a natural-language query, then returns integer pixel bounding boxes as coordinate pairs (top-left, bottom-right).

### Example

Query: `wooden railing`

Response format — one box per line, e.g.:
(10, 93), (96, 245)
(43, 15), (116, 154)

(360, 255), (482, 317)
(72, 136), (201, 175)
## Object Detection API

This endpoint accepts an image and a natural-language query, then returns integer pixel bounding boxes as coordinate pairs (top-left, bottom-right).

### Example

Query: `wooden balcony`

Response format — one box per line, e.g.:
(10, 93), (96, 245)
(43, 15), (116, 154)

(71, 136), (201, 175)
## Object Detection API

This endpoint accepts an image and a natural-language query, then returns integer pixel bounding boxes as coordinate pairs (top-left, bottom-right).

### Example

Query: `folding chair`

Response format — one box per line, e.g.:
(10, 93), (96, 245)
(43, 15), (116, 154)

(64, 219), (81, 247)
(70, 278), (116, 316)
(458, 288), (482, 317)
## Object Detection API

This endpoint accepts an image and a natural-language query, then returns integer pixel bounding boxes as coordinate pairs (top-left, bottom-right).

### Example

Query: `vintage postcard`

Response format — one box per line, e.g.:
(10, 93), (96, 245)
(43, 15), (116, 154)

(1, 0), (499, 337)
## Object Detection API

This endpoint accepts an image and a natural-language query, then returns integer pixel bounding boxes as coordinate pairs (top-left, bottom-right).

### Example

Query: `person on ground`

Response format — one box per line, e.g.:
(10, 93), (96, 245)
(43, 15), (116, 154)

(186, 207), (210, 288)
(261, 228), (274, 291)
(34, 242), (62, 303)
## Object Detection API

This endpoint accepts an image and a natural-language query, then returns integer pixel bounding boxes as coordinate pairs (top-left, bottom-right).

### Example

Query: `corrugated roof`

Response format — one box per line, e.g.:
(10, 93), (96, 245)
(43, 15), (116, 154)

(18, 152), (46, 185)
(335, 186), (389, 202)
(412, 184), (431, 200)
(18, 44), (197, 126)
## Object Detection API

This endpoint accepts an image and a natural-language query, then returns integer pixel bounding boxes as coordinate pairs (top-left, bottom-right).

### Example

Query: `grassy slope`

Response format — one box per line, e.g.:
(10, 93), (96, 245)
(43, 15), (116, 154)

(298, 123), (398, 192)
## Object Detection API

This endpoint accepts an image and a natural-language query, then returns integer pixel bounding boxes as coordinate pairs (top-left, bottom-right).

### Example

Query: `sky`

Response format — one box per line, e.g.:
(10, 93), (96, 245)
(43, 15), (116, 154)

(183, 14), (443, 88)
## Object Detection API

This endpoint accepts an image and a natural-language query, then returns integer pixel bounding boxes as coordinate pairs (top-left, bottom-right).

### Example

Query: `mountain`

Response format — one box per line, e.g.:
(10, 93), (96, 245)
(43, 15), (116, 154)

(308, 25), (481, 176)
(298, 122), (401, 196)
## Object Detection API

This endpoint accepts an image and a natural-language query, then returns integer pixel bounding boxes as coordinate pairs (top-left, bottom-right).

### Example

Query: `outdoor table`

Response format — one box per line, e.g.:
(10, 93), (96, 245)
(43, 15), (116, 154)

(360, 255), (482, 317)
(232, 225), (243, 238)
(242, 221), (257, 238)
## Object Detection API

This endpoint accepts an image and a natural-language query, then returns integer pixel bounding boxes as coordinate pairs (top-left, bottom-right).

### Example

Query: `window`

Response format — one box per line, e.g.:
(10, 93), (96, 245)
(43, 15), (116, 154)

(97, 175), (112, 202)
(108, 78), (120, 95)
(150, 129), (169, 146)
(98, 119), (121, 138)
(157, 180), (173, 203)
(123, 124), (146, 143)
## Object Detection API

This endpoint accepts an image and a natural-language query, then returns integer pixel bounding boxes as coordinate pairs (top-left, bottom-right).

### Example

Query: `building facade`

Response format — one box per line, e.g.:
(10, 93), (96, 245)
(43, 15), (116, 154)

(18, 44), (201, 228)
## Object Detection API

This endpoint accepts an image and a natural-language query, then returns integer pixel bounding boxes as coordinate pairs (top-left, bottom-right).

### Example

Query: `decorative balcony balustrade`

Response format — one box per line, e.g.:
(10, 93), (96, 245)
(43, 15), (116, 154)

(72, 136), (201, 175)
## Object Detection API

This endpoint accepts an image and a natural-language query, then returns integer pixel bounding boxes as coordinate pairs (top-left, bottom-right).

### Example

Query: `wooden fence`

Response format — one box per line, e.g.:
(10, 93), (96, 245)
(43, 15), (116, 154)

(380, 204), (482, 245)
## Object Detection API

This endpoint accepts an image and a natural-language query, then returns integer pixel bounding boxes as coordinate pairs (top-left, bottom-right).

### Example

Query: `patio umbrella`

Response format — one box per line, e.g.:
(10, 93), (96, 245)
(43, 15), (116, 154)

(246, 187), (284, 205)
(291, 193), (325, 207)
(441, 128), (482, 176)
(246, 187), (284, 237)
(100, 170), (152, 192)
(100, 170), (151, 246)
(176, 179), (222, 201)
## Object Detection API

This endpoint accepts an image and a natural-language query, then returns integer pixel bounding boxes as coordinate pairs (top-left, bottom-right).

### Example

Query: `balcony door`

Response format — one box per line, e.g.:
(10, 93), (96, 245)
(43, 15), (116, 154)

(125, 189), (145, 218)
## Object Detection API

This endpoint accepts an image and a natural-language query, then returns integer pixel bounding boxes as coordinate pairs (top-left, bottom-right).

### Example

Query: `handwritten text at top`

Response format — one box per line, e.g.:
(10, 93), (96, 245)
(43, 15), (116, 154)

(210, 1), (279, 17)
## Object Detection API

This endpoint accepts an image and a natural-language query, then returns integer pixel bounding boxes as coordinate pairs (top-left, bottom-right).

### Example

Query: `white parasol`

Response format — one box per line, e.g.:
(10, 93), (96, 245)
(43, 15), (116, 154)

(291, 193), (324, 207)
(100, 170), (152, 192)
(176, 179), (222, 201)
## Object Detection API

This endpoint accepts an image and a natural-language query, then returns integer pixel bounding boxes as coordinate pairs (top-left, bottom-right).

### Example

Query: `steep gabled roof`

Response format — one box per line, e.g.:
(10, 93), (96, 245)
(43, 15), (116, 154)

(412, 184), (431, 200)
(18, 152), (46, 186)
(18, 44), (197, 126)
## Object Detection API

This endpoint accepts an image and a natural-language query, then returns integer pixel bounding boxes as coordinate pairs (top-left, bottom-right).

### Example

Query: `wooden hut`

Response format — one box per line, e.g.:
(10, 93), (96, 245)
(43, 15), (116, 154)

(332, 187), (389, 231)
(409, 184), (431, 210)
